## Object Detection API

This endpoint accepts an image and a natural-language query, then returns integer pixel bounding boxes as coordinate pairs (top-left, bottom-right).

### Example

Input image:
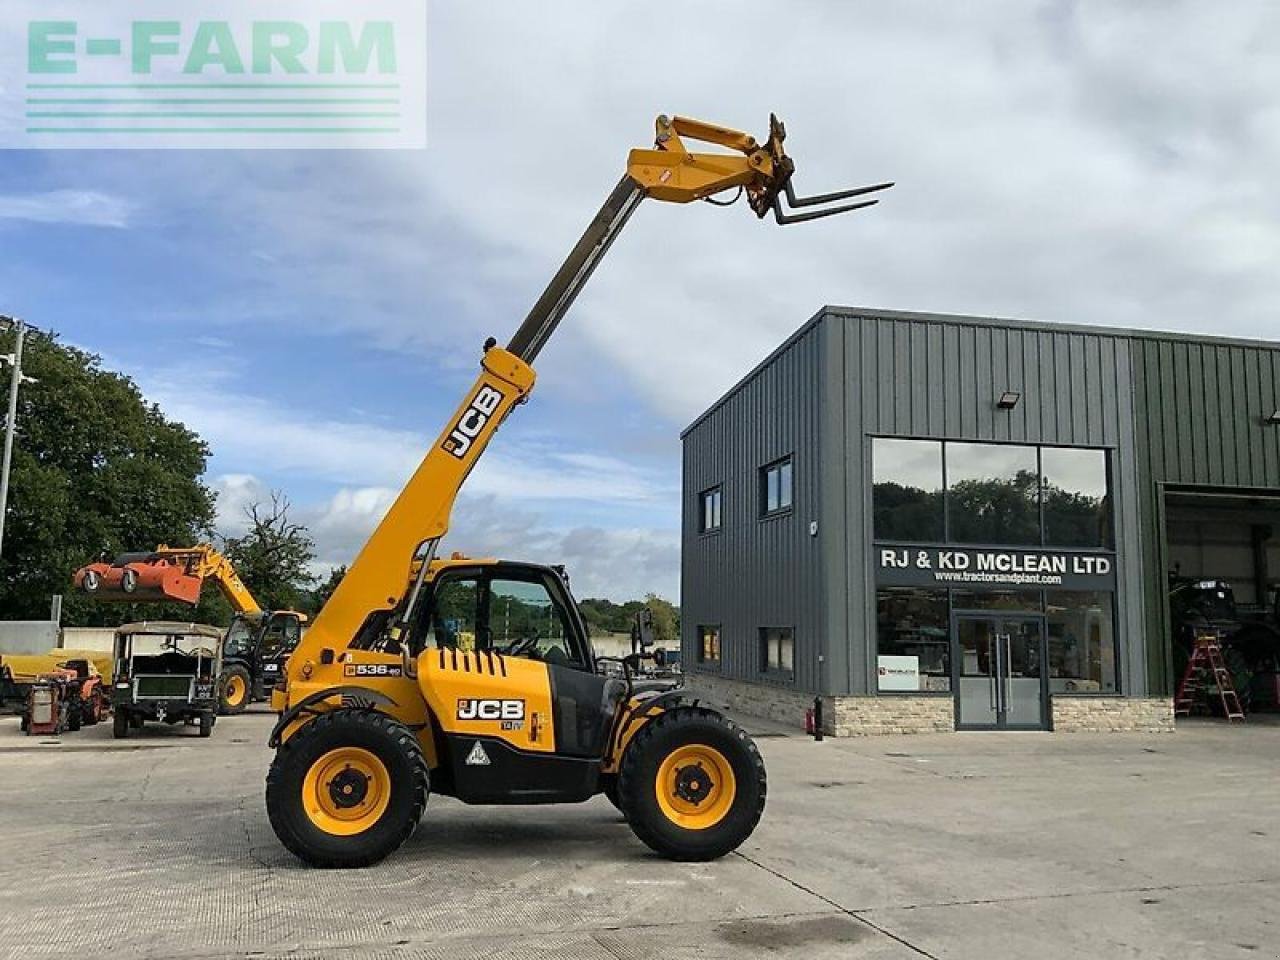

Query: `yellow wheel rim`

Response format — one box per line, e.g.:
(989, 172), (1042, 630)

(302, 747), (392, 837)
(655, 744), (736, 831)
(225, 675), (246, 707)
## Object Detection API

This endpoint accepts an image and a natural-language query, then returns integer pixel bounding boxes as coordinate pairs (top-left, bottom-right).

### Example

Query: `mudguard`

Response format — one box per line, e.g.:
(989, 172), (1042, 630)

(268, 685), (399, 748)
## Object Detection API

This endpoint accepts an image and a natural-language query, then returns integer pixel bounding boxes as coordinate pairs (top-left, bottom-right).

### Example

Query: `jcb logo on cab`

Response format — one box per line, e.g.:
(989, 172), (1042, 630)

(457, 698), (524, 721)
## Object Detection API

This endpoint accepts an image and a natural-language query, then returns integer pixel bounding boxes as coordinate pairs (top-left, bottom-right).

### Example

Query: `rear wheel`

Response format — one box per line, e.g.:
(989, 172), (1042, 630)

(198, 712), (215, 738)
(219, 666), (251, 715)
(112, 709), (129, 739)
(618, 706), (766, 861)
(266, 709), (429, 868)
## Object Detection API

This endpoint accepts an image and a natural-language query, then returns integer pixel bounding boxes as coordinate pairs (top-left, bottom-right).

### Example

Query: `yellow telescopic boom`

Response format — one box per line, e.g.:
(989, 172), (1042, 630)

(286, 113), (892, 676)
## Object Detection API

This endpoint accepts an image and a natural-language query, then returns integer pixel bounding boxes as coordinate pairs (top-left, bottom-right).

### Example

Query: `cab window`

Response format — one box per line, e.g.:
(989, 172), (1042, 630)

(486, 576), (581, 667)
(259, 615), (301, 659)
(427, 576), (480, 651)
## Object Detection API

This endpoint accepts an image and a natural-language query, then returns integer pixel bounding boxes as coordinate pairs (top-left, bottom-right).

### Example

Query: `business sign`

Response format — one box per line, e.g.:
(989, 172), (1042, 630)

(3, 0), (426, 149)
(876, 545), (1116, 591)
(877, 655), (920, 692)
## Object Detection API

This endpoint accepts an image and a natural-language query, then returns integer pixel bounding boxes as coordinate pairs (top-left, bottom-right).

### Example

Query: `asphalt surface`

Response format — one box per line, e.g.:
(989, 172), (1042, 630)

(1, 710), (1277, 959)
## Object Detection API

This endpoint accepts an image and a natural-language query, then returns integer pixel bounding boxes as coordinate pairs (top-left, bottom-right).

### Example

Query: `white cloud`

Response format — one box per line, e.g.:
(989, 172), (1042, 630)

(0, 190), (134, 228)
(294, 484), (679, 602)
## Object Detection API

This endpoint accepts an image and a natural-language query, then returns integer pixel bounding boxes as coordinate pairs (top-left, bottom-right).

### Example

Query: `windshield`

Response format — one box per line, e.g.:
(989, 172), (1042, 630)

(224, 618), (255, 657)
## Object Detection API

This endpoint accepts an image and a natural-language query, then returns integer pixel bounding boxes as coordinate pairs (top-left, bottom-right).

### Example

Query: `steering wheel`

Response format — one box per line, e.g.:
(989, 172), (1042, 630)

(500, 636), (540, 658)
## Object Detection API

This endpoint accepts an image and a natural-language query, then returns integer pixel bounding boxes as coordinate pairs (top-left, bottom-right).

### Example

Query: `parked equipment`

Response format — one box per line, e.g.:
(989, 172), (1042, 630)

(110, 622), (223, 739)
(10, 656), (110, 734)
(74, 545), (307, 714)
(1169, 576), (1280, 710)
(264, 113), (888, 868)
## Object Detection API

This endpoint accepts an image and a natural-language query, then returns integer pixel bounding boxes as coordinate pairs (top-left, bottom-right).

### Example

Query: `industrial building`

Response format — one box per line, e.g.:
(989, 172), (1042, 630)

(681, 307), (1280, 734)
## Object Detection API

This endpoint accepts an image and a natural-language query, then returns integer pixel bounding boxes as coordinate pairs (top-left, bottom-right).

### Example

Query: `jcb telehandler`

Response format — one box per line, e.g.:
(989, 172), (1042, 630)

(74, 545), (306, 713)
(266, 113), (891, 867)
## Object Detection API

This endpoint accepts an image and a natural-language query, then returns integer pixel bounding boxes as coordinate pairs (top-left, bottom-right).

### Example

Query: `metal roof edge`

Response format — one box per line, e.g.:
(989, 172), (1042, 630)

(822, 305), (1280, 352)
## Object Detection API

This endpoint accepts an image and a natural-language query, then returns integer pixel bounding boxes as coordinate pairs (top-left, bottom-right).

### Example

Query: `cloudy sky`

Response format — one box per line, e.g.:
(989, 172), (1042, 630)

(1, 2), (1277, 601)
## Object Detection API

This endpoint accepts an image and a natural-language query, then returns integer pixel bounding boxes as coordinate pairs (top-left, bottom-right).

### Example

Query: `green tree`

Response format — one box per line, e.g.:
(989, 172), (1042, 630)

(309, 564), (347, 614)
(223, 492), (317, 613)
(0, 328), (217, 625)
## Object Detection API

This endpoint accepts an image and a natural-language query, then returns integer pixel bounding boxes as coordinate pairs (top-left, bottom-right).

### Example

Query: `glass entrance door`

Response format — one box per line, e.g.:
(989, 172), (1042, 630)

(955, 616), (1047, 730)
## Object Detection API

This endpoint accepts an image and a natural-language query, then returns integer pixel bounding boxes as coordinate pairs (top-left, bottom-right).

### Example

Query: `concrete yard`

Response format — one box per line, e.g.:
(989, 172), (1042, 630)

(1, 711), (1277, 960)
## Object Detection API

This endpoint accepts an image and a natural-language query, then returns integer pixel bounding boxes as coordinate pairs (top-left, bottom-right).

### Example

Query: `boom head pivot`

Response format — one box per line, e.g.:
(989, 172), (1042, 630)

(627, 112), (893, 224)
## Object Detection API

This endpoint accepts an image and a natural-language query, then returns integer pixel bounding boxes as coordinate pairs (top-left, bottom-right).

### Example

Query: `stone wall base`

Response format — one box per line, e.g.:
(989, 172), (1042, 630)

(683, 673), (1177, 736)
(1051, 696), (1175, 733)
(825, 696), (954, 736)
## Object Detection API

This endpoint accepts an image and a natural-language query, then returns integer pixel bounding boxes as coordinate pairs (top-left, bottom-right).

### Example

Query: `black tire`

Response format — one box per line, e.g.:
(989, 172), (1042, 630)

(266, 710), (429, 869)
(67, 703), (82, 732)
(218, 666), (252, 715)
(618, 706), (766, 862)
(601, 775), (626, 818)
(113, 709), (129, 739)
(198, 712), (215, 738)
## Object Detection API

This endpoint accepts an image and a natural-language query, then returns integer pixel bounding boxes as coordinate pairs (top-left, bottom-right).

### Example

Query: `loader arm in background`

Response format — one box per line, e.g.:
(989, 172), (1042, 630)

(74, 543), (263, 615)
(285, 112), (892, 678)
(156, 545), (264, 616)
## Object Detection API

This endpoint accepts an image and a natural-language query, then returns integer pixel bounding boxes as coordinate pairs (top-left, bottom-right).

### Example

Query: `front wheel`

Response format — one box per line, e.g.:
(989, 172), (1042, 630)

(266, 710), (429, 868)
(112, 709), (129, 739)
(618, 706), (766, 862)
(219, 666), (252, 715)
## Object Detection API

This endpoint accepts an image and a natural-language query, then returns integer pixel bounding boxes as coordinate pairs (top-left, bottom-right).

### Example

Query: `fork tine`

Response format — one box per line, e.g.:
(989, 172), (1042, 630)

(784, 179), (895, 208)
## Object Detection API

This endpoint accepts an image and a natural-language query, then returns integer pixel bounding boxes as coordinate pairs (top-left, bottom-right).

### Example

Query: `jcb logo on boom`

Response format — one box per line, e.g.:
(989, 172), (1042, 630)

(443, 386), (505, 459)
(457, 698), (525, 722)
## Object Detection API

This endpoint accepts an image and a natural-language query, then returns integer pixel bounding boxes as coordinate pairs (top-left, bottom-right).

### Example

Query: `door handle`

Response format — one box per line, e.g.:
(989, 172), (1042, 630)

(1002, 634), (1013, 713)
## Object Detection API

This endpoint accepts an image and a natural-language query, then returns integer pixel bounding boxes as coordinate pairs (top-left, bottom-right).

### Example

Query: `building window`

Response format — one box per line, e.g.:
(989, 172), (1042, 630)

(876, 588), (950, 692)
(760, 457), (793, 516)
(759, 627), (794, 678)
(697, 625), (721, 665)
(1046, 591), (1118, 693)
(873, 438), (944, 541)
(699, 486), (722, 533)
(946, 442), (1041, 546)
(1041, 447), (1113, 548)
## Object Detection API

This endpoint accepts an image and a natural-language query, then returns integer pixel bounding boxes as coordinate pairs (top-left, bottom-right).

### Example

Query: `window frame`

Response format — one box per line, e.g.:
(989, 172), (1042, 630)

(415, 566), (591, 670)
(868, 436), (1116, 554)
(699, 485), (723, 535)
(759, 456), (794, 519)
(757, 625), (795, 681)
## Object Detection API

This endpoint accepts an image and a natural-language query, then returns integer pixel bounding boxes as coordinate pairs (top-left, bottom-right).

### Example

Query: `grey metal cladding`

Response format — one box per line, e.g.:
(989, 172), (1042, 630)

(824, 308), (1143, 697)
(1130, 337), (1280, 693)
(680, 318), (825, 693)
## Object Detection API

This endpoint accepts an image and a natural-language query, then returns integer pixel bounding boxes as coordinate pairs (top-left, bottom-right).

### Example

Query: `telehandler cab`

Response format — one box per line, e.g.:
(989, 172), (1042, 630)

(266, 113), (890, 867)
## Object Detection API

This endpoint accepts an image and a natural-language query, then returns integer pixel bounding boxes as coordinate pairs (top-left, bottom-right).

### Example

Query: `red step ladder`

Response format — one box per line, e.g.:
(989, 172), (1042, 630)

(1174, 634), (1245, 722)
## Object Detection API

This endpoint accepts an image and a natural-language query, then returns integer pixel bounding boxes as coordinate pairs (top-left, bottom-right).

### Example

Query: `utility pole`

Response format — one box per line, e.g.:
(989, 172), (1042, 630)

(0, 317), (30, 562)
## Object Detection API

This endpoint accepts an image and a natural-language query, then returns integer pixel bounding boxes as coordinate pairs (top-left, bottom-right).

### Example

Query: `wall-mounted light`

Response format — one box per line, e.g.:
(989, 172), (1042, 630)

(997, 391), (1022, 410)
(1268, 410), (1280, 426)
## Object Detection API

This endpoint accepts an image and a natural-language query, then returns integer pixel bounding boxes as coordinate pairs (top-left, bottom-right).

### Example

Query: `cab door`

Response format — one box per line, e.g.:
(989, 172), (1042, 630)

(414, 565), (622, 803)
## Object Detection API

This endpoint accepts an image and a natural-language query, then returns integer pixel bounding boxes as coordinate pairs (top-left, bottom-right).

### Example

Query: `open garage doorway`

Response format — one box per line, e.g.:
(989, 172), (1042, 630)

(1163, 487), (1280, 713)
